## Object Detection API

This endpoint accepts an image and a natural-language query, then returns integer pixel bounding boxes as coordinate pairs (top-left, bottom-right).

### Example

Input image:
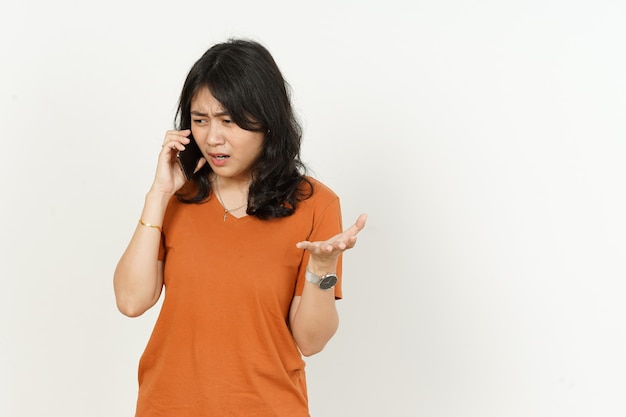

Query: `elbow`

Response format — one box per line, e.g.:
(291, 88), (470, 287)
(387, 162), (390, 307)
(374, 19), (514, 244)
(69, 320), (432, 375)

(115, 293), (155, 318)
(118, 307), (145, 318)
(116, 300), (148, 318)
(113, 279), (161, 318)
(294, 323), (339, 357)
(290, 307), (339, 357)
(299, 344), (326, 357)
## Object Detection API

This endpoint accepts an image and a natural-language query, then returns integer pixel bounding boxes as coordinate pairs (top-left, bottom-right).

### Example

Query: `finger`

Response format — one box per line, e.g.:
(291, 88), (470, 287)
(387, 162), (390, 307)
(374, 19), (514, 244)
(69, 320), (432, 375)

(329, 232), (358, 251)
(297, 241), (332, 254)
(335, 242), (347, 251)
(161, 140), (185, 154)
(162, 140), (187, 151)
(194, 158), (207, 173)
(295, 241), (309, 250)
(355, 213), (368, 229)
(352, 213), (367, 232)
(342, 213), (367, 237)
(162, 129), (191, 146)
(163, 129), (191, 138)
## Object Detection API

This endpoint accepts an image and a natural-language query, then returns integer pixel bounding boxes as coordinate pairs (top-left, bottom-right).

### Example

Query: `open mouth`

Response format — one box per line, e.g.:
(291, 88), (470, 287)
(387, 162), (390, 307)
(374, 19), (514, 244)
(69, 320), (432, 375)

(209, 153), (230, 166)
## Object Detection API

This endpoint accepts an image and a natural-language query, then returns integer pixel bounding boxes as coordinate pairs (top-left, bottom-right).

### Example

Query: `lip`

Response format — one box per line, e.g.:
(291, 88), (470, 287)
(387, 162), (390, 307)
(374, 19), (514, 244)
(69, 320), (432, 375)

(208, 153), (230, 167)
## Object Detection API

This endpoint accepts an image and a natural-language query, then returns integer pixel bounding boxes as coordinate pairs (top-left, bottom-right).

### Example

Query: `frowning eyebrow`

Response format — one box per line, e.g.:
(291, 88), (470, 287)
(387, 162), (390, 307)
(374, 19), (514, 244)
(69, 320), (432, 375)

(190, 110), (230, 117)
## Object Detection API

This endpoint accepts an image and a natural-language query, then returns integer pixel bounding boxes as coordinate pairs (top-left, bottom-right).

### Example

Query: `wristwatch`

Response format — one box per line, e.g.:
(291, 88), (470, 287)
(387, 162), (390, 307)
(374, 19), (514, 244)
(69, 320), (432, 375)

(305, 267), (338, 290)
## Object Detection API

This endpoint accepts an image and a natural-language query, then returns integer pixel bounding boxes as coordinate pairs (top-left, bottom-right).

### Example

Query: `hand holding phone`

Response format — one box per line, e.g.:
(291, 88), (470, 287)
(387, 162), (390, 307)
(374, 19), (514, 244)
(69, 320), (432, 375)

(176, 135), (204, 181)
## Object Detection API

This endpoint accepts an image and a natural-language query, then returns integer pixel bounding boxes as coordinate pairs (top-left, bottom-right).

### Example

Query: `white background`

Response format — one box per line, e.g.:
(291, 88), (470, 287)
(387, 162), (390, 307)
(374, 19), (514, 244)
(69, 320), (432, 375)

(1, 1), (625, 416)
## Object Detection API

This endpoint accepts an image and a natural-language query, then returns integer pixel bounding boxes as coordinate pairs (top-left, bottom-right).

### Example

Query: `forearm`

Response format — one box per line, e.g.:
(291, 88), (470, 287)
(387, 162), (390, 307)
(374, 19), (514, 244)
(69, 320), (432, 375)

(113, 190), (171, 317)
(291, 213), (366, 355)
(290, 261), (340, 356)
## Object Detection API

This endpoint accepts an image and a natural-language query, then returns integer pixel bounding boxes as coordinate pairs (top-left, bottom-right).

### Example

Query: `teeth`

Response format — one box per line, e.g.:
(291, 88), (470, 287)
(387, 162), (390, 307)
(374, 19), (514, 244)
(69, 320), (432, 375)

(216, 155), (227, 159)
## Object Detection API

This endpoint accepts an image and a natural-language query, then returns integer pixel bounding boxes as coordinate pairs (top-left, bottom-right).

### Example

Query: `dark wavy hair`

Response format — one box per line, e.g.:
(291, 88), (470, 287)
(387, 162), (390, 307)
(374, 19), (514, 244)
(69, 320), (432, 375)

(174, 39), (312, 219)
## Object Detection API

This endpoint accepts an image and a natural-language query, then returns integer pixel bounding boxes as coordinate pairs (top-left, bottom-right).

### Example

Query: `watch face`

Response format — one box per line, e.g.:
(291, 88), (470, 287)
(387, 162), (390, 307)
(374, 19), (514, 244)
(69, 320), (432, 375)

(319, 275), (338, 290)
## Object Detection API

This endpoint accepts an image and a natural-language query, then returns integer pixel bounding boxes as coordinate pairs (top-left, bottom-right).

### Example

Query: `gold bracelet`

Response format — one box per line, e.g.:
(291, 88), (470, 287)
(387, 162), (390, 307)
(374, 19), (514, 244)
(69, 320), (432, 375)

(138, 219), (162, 233)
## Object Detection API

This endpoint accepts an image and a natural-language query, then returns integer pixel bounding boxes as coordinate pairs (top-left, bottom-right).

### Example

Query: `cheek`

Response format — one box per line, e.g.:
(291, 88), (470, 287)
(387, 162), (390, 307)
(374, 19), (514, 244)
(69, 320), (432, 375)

(251, 140), (265, 161)
(190, 126), (199, 141)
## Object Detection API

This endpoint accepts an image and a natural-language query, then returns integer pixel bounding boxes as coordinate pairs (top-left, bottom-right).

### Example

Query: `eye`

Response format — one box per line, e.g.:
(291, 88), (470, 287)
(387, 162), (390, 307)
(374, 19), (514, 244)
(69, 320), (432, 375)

(193, 118), (207, 125)
(222, 118), (232, 124)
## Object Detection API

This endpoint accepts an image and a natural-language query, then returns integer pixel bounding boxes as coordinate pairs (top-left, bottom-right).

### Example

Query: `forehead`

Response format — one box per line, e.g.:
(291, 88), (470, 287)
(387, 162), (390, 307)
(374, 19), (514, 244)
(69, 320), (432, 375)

(190, 87), (225, 112)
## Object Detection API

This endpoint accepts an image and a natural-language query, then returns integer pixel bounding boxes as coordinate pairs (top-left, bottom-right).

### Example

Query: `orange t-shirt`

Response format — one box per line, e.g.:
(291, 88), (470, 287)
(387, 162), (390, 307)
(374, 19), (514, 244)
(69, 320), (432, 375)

(135, 178), (343, 417)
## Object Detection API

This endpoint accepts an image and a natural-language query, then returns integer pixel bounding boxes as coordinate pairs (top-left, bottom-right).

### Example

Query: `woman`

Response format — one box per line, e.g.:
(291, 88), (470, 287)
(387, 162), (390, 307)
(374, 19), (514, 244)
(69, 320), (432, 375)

(114, 38), (367, 417)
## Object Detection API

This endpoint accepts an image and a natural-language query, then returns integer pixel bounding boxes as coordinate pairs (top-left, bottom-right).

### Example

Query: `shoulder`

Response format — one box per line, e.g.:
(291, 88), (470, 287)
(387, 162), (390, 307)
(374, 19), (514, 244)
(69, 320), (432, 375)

(298, 176), (341, 216)
(298, 176), (343, 235)
(162, 191), (203, 229)
(305, 176), (339, 202)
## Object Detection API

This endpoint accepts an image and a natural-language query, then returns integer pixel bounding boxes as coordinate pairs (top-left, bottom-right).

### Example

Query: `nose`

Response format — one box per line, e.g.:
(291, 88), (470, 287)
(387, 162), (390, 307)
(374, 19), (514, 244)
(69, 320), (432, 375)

(201, 123), (224, 146)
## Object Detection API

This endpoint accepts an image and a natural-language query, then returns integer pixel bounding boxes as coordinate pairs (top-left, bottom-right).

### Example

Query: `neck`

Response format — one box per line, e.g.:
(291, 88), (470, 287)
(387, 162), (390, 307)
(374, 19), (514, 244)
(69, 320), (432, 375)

(213, 173), (251, 191)
(213, 175), (249, 219)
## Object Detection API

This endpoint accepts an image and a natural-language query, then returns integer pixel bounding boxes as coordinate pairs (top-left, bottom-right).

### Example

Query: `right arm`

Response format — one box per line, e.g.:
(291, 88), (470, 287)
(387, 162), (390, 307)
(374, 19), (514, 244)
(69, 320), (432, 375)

(113, 190), (170, 317)
(113, 129), (203, 317)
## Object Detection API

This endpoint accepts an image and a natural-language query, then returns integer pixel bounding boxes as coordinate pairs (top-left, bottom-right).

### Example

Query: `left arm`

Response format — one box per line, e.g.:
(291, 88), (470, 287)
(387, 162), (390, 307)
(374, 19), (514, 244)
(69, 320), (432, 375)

(290, 214), (367, 356)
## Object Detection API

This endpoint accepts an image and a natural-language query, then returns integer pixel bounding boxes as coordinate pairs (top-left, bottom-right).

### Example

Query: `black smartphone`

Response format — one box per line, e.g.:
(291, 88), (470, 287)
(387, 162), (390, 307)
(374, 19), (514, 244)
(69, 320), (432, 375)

(176, 135), (203, 181)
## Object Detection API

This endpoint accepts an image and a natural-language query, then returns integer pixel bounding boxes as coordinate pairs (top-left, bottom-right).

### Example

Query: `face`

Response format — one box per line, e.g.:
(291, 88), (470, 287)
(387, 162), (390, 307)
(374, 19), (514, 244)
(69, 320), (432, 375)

(190, 87), (265, 183)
